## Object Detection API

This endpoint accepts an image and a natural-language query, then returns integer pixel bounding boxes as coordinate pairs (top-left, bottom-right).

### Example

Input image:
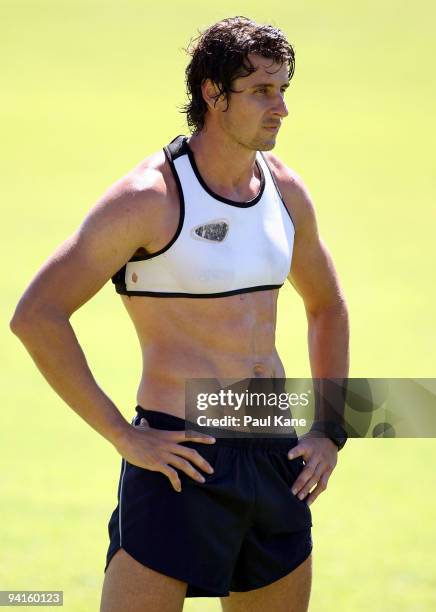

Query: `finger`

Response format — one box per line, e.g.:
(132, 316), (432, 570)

(306, 471), (331, 506)
(294, 463), (325, 500)
(287, 444), (308, 460)
(159, 464), (182, 493)
(157, 429), (216, 444)
(167, 444), (214, 474)
(166, 455), (206, 483)
(184, 429), (217, 444)
(291, 460), (319, 496)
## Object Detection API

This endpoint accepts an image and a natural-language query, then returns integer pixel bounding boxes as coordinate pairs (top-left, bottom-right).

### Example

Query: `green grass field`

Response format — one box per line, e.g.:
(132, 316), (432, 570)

(2, 1), (436, 610)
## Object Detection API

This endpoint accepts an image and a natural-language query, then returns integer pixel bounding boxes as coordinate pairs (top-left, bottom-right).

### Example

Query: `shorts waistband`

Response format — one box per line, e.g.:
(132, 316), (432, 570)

(135, 407), (299, 449)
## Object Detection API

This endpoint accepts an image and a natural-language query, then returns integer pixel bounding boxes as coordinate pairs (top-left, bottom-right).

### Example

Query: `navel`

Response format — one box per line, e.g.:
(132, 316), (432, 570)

(252, 362), (267, 377)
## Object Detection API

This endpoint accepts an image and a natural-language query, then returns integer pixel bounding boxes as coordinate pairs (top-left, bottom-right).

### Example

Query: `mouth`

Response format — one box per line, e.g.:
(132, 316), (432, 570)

(263, 125), (281, 133)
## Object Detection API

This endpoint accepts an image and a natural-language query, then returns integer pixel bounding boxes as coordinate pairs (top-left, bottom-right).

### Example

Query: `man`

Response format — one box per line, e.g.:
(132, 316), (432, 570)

(10, 16), (349, 612)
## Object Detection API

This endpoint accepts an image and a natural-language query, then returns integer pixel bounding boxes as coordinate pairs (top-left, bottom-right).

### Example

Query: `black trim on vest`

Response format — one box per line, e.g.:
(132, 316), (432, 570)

(111, 138), (186, 291)
(185, 139), (265, 208)
(114, 284), (283, 298)
(111, 264), (127, 293)
(260, 152), (296, 231)
(166, 134), (188, 160)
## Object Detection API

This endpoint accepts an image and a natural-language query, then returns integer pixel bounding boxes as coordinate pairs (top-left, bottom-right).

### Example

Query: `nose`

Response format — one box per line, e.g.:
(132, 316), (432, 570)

(272, 94), (288, 119)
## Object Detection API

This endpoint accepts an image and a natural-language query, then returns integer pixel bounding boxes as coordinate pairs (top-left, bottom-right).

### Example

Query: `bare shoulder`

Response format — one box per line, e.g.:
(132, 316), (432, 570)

(263, 151), (317, 235)
(81, 147), (181, 259)
(12, 148), (180, 319)
(128, 148), (177, 199)
(95, 148), (177, 227)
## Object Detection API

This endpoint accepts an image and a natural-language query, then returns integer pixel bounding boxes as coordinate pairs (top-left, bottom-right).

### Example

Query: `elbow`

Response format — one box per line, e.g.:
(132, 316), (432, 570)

(306, 297), (349, 321)
(10, 296), (48, 339)
(10, 304), (35, 339)
(10, 298), (68, 339)
(331, 298), (349, 318)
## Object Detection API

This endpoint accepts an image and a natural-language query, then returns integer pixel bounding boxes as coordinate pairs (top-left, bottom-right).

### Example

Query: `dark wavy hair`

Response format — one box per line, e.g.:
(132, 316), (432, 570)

(182, 16), (295, 133)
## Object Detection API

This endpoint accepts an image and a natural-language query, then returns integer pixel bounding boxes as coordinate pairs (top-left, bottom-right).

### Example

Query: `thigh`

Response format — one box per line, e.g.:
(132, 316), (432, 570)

(100, 548), (187, 612)
(220, 553), (312, 612)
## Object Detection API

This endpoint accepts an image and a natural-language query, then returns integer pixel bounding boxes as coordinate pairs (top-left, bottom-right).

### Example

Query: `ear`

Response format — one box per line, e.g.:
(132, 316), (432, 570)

(201, 79), (227, 111)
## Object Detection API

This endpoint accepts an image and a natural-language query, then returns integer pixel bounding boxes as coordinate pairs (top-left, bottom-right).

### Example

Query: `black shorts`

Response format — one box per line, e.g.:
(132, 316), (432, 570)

(105, 408), (313, 598)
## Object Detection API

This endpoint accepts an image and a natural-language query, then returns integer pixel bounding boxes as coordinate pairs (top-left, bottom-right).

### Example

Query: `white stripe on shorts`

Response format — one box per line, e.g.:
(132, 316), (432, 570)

(119, 415), (137, 548)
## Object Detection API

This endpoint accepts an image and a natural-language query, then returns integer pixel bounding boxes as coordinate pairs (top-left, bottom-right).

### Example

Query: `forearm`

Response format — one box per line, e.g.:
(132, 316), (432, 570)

(307, 301), (349, 378)
(306, 301), (349, 425)
(11, 312), (130, 450)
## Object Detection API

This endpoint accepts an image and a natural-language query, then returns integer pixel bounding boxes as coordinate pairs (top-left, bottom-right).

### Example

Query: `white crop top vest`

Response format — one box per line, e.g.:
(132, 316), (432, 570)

(111, 135), (295, 298)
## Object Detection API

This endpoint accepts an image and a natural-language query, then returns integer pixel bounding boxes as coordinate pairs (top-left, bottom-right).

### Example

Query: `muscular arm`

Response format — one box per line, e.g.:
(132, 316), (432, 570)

(284, 169), (349, 429)
(266, 153), (349, 378)
(9, 169), (163, 449)
(266, 153), (350, 505)
(288, 186), (349, 379)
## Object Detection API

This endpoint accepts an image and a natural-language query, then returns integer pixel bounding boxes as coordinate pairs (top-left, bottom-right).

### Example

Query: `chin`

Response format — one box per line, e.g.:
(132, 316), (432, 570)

(256, 137), (277, 152)
(239, 133), (277, 152)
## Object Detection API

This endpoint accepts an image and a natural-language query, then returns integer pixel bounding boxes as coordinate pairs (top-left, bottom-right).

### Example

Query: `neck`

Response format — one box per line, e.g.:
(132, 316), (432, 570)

(187, 127), (260, 200)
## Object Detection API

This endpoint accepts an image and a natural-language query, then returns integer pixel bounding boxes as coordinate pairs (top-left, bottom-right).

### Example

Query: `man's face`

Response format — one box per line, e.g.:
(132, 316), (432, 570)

(211, 54), (290, 151)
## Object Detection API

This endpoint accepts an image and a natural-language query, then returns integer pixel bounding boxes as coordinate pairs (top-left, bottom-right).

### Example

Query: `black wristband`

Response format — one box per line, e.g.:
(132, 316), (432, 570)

(310, 421), (348, 450)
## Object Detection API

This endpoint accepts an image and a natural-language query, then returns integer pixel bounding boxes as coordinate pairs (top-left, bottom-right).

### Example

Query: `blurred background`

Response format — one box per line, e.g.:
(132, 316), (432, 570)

(2, 1), (435, 610)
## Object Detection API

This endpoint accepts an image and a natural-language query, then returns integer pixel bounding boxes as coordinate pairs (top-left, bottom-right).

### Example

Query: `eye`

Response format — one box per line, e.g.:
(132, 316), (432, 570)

(255, 87), (268, 94)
